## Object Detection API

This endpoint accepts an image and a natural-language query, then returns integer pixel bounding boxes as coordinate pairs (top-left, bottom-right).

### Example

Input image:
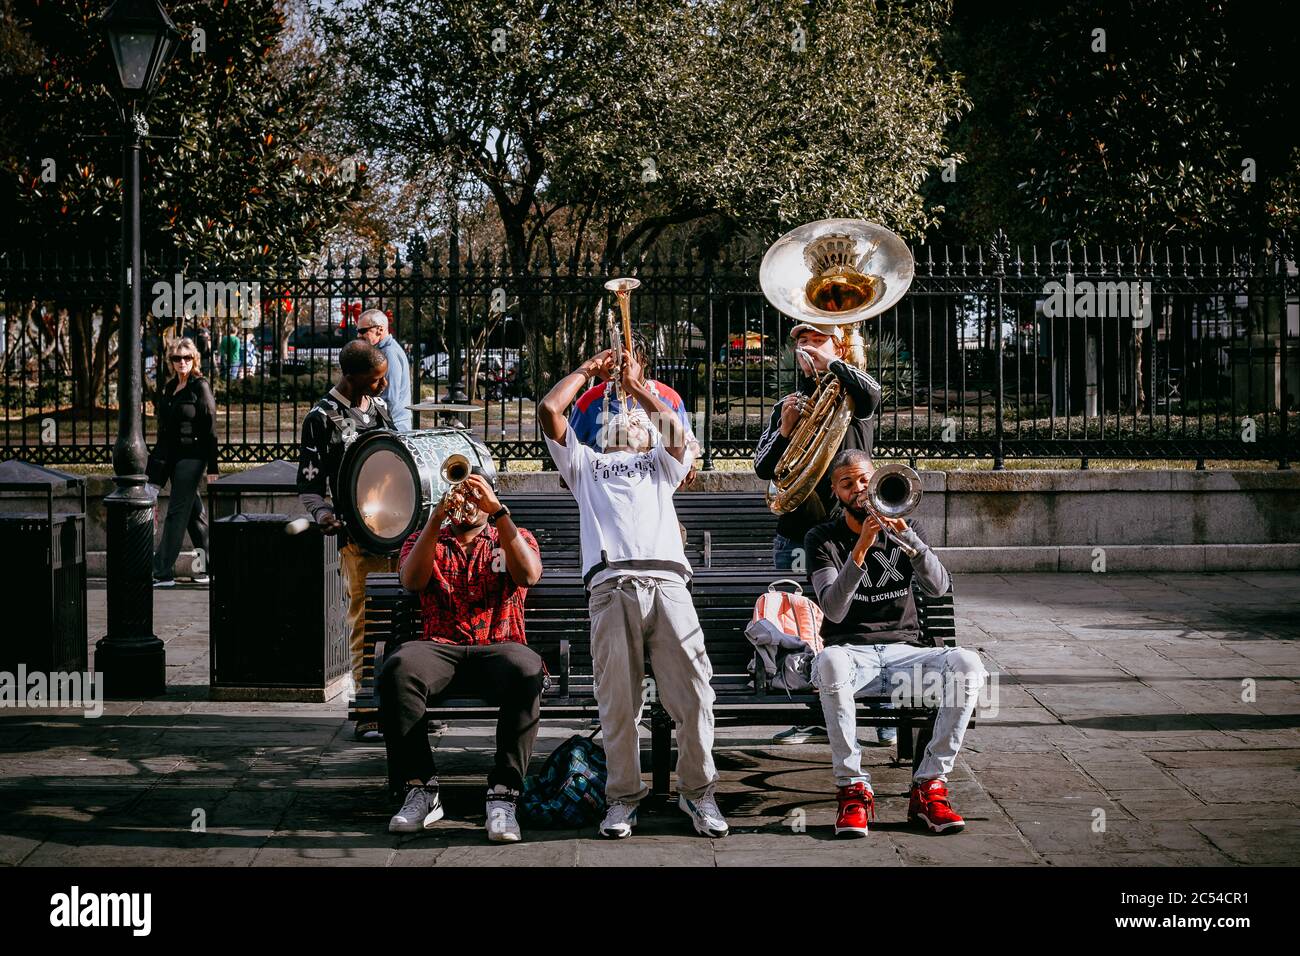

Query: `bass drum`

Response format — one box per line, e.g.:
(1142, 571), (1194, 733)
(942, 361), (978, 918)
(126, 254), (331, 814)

(334, 428), (494, 554)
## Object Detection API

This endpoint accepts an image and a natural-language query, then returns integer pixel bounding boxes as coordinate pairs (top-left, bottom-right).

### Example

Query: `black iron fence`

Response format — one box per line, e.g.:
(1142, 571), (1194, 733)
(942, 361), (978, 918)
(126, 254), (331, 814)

(2, 236), (1295, 469)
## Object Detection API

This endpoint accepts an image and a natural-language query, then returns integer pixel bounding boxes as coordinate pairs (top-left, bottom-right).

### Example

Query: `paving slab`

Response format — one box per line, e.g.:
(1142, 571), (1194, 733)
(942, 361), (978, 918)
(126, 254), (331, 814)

(3, 570), (1296, 866)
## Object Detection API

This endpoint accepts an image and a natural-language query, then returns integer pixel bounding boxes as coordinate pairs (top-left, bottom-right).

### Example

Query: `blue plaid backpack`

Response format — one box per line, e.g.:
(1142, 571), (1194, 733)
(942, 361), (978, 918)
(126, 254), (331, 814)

(519, 731), (608, 828)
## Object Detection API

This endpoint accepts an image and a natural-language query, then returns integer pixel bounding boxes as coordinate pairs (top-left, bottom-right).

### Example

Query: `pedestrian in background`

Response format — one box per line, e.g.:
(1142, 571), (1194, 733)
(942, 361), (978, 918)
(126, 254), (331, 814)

(357, 309), (412, 431)
(149, 337), (220, 587)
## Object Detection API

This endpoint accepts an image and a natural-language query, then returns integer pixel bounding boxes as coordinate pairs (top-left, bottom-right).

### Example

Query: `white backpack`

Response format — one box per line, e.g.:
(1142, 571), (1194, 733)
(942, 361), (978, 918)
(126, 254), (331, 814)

(744, 579), (824, 693)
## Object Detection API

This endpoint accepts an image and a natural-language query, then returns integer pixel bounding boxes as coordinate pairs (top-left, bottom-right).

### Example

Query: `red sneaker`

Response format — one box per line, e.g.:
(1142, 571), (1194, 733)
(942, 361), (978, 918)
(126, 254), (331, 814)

(908, 778), (966, 833)
(834, 783), (875, 838)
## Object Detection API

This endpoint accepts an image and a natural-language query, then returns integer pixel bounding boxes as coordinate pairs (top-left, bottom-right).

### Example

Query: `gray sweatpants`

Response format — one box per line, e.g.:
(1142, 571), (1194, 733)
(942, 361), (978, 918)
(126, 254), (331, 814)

(588, 575), (719, 806)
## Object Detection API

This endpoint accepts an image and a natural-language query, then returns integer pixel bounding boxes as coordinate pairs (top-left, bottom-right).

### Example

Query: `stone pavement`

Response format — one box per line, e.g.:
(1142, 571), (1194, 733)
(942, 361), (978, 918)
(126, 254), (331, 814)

(1, 572), (1297, 867)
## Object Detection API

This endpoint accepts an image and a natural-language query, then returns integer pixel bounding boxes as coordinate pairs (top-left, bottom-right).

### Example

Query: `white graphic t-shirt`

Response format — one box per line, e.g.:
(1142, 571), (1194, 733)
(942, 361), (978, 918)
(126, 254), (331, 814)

(544, 424), (694, 589)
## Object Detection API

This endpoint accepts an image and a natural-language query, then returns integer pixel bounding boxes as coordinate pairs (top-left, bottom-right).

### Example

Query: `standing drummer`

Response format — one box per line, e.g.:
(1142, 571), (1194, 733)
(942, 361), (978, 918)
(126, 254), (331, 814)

(297, 340), (397, 739)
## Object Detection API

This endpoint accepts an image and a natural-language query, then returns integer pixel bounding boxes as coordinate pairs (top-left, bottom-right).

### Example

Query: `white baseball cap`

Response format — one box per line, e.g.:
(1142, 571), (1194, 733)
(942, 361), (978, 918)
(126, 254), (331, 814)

(789, 322), (844, 342)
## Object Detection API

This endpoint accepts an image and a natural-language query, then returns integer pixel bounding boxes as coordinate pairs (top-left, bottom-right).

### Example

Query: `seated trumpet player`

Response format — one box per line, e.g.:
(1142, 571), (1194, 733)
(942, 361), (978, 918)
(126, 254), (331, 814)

(539, 347), (729, 840)
(806, 449), (987, 837)
(381, 462), (545, 844)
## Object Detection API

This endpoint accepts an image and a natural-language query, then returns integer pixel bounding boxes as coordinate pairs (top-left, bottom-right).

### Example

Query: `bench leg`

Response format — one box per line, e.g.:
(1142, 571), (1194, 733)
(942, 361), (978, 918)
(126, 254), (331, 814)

(896, 715), (914, 765)
(911, 714), (936, 776)
(650, 701), (672, 797)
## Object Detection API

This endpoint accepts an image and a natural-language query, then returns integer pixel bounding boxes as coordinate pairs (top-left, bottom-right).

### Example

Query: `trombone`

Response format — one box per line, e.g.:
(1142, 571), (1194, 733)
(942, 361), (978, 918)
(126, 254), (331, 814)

(856, 462), (924, 558)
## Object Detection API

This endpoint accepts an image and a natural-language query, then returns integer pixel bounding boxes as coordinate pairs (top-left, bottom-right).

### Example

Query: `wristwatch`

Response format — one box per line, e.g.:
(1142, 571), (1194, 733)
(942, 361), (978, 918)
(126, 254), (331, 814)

(488, 506), (510, 525)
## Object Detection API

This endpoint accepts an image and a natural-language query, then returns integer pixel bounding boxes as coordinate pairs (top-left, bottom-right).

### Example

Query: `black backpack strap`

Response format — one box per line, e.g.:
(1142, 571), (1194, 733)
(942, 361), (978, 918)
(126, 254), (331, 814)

(318, 399), (350, 438)
(373, 399), (396, 431)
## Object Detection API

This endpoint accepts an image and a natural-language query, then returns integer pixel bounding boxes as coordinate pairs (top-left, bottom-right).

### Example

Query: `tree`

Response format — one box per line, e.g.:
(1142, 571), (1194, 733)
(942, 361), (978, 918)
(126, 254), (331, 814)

(315, 0), (965, 274)
(930, 1), (1300, 412)
(315, 0), (964, 393)
(0, 0), (364, 408)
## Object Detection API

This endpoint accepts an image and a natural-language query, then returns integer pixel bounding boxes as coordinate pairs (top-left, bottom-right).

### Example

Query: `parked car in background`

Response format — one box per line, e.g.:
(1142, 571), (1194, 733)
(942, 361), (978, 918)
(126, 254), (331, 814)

(259, 325), (351, 371)
(416, 351), (532, 400)
(479, 354), (532, 400)
(420, 351), (450, 379)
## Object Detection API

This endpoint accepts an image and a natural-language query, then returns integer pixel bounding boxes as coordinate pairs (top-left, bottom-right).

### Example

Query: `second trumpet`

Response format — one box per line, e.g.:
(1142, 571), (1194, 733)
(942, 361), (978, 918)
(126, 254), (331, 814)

(438, 453), (479, 526)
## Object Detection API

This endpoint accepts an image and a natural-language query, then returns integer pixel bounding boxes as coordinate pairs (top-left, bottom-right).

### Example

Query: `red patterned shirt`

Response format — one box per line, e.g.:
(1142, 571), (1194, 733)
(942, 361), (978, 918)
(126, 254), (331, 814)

(399, 524), (538, 646)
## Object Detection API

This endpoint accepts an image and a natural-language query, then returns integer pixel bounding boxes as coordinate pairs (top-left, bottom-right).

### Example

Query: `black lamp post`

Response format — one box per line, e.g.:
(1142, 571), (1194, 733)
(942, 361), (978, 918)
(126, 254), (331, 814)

(94, 0), (183, 699)
(442, 177), (469, 403)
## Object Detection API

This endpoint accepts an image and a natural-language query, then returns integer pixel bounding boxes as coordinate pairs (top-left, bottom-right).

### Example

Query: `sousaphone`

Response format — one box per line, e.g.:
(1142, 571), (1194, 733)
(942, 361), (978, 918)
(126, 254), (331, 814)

(758, 218), (915, 514)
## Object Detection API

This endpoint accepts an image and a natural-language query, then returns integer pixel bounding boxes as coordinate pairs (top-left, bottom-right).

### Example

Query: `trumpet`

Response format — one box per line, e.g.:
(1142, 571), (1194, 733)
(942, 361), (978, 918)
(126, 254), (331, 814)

(599, 276), (651, 452)
(854, 463), (924, 557)
(437, 453), (480, 526)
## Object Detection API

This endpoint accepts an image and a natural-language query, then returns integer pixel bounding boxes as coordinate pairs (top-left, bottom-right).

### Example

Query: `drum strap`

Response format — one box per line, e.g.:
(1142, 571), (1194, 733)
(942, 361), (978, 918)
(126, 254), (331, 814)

(320, 399), (394, 445)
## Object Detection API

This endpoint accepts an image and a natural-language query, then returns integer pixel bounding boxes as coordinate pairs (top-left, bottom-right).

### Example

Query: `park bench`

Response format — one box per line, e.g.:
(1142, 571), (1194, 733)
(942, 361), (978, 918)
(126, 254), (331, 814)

(504, 492), (779, 570)
(349, 565), (960, 797)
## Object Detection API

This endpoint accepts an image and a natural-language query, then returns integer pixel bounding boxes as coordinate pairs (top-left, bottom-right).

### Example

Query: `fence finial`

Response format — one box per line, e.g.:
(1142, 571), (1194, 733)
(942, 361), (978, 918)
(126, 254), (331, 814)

(989, 229), (1010, 276)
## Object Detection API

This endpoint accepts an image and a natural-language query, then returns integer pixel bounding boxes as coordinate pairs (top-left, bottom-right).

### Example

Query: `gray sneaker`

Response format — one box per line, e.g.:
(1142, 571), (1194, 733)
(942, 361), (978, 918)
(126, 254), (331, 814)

(771, 725), (829, 745)
(599, 802), (637, 839)
(485, 785), (522, 843)
(389, 784), (444, 833)
(679, 793), (729, 838)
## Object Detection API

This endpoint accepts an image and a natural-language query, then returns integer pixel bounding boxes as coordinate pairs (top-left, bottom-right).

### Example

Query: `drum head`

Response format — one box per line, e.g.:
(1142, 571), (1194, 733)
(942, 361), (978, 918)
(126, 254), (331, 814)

(335, 428), (492, 554)
(336, 432), (422, 554)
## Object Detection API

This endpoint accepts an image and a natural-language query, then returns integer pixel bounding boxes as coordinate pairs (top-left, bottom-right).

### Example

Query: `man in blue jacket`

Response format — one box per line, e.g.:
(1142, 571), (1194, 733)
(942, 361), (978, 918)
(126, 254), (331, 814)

(358, 309), (413, 431)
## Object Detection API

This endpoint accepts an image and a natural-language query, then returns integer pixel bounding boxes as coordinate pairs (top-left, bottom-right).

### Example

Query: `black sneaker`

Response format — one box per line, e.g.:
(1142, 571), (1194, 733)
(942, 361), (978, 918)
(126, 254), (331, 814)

(389, 783), (444, 833)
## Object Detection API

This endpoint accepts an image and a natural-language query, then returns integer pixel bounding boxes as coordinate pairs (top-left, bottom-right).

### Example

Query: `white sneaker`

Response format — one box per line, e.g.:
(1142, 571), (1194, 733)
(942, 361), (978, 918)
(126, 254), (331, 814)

(599, 802), (637, 839)
(485, 785), (522, 843)
(191, 573), (211, 585)
(772, 725), (828, 745)
(388, 784), (444, 833)
(679, 793), (729, 838)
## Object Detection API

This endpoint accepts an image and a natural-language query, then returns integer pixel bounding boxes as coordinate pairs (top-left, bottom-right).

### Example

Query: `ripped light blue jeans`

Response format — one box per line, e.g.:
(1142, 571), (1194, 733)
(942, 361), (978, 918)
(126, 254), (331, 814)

(812, 642), (987, 790)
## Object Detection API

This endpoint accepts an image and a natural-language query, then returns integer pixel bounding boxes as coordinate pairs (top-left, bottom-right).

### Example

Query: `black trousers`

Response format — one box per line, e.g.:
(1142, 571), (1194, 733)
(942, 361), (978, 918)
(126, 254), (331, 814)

(378, 640), (545, 792)
(154, 458), (210, 580)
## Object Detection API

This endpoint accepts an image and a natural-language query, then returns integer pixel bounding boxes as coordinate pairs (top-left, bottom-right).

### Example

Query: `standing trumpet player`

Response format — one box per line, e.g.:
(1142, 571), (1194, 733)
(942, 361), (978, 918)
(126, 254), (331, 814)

(540, 346), (729, 840)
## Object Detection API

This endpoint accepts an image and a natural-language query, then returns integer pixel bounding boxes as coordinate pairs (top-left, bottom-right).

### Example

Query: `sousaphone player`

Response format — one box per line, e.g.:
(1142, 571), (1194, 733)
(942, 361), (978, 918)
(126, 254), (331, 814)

(753, 219), (908, 746)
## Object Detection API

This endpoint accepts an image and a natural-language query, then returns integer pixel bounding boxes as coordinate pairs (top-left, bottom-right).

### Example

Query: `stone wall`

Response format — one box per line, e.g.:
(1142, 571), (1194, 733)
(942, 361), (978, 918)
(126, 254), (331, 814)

(3, 467), (1297, 573)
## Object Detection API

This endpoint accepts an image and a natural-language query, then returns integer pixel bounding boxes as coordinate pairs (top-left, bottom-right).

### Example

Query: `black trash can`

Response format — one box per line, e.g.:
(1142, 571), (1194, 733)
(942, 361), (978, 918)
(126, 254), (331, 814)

(208, 461), (348, 701)
(0, 460), (88, 676)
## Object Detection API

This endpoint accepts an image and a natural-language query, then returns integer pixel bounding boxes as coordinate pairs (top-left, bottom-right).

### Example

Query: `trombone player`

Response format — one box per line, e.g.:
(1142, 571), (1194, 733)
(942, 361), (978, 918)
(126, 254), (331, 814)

(806, 449), (986, 838)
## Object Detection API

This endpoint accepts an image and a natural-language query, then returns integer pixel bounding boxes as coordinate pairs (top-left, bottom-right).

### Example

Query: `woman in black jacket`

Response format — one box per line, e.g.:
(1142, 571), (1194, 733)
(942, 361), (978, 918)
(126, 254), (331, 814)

(149, 337), (220, 587)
